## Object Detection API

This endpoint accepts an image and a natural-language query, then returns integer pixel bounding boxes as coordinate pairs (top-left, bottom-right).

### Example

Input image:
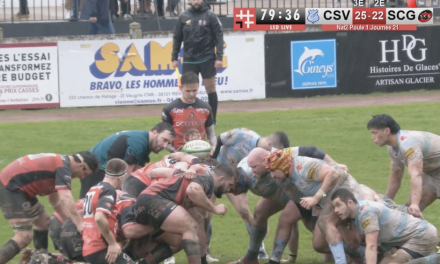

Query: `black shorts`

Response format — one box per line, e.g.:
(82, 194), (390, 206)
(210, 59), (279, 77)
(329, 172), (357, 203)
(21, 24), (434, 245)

(0, 181), (40, 220)
(134, 194), (177, 229)
(85, 248), (138, 264)
(122, 175), (148, 198)
(60, 218), (85, 262)
(295, 203), (313, 218)
(79, 168), (105, 199)
(49, 216), (63, 253)
(182, 58), (216, 79)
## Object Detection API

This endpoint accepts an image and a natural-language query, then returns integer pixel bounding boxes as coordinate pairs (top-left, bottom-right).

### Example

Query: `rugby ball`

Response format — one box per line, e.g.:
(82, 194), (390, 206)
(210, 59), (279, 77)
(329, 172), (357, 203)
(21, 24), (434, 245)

(181, 140), (212, 159)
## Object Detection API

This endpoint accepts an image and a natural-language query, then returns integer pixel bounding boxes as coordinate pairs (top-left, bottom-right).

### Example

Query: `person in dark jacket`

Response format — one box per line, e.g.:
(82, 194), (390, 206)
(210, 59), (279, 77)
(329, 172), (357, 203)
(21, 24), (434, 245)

(81, 0), (115, 35)
(171, 0), (224, 125)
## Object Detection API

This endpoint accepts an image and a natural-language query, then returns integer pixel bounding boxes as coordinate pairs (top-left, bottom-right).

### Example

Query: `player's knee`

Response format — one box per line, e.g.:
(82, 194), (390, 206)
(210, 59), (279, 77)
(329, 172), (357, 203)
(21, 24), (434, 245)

(34, 211), (51, 230)
(12, 227), (33, 245)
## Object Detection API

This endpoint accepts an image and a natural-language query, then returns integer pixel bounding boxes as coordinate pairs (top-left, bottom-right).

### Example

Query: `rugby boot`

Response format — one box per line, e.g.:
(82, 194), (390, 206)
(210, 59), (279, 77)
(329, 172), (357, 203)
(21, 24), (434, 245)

(257, 243), (268, 260)
(19, 248), (34, 264)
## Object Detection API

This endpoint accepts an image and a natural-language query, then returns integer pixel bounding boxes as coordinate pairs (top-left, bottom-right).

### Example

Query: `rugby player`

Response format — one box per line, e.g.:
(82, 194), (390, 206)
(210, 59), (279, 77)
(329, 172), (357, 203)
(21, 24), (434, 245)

(0, 152), (98, 264)
(82, 158), (144, 264)
(367, 114), (440, 218)
(264, 149), (364, 264)
(229, 146), (347, 264)
(332, 188), (439, 263)
(211, 127), (290, 260)
(122, 151), (202, 198)
(131, 163), (238, 264)
(81, 122), (176, 198)
(161, 72), (217, 154)
(48, 198), (85, 262)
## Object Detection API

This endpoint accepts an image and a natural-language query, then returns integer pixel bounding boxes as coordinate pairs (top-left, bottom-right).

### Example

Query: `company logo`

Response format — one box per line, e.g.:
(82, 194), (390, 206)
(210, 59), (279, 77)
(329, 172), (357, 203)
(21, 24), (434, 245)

(307, 9), (319, 24)
(418, 9), (432, 23)
(290, 39), (337, 90)
(89, 41), (228, 79)
(379, 35), (427, 63)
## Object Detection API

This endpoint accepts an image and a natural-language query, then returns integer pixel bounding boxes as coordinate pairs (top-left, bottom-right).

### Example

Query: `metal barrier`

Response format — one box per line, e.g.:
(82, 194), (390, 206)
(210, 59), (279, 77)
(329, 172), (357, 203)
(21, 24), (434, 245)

(0, 0), (438, 23)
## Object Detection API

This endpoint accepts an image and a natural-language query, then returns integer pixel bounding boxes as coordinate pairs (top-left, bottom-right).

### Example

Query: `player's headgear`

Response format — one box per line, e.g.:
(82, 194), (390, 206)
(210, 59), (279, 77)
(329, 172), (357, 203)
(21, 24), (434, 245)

(264, 149), (293, 174)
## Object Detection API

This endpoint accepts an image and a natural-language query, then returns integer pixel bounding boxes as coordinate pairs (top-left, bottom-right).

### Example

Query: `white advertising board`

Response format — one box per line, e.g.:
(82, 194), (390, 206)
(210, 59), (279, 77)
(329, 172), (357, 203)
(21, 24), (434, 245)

(0, 43), (60, 109)
(58, 33), (266, 108)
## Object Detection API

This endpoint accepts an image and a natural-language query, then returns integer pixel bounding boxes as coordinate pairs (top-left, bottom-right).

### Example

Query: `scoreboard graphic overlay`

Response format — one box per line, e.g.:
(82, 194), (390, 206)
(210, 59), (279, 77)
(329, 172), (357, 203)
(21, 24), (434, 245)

(234, 6), (432, 31)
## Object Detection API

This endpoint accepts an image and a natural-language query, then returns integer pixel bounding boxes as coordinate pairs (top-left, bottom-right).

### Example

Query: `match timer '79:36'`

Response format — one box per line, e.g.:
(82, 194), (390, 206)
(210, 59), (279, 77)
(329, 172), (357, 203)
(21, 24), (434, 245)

(255, 8), (306, 24)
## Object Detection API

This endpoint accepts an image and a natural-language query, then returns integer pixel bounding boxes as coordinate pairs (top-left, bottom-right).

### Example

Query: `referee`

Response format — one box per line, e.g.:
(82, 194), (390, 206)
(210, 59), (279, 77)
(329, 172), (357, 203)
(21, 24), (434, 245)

(171, 0), (224, 125)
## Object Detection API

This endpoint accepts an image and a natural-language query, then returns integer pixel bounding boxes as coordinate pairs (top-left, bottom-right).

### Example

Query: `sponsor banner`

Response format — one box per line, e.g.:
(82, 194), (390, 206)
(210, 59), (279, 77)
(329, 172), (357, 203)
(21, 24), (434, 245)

(0, 43), (59, 110)
(345, 28), (440, 91)
(58, 33), (266, 108)
(290, 39), (337, 90)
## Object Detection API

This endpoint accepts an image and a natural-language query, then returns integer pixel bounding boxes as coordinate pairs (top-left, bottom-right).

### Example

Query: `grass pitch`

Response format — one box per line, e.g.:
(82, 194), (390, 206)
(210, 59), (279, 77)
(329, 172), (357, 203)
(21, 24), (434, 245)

(1, 101), (440, 263)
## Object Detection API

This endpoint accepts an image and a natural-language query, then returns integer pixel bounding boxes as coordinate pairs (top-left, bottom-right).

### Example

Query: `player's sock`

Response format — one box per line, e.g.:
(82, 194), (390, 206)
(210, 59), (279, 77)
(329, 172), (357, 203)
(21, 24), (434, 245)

(182, 239), (201, 264)
(146, 243), (173, 264)
(207, 92), (218, 123)
(0, 239), (21, 264)
(33, 230), (49, 250)
(269, 238), (287, 263)
(342, 242), (365, 261)
(244, 226), (267, 261)
(329, 241), (347, 264)
(201, 255), (208, 264)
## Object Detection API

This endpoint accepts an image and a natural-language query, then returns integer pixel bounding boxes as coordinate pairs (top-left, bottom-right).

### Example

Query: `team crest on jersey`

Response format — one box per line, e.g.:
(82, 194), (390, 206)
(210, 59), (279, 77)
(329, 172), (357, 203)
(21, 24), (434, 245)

(400, 136), (406, 141)
(359, 205), (366, 212)
(296, 164), (302, 171)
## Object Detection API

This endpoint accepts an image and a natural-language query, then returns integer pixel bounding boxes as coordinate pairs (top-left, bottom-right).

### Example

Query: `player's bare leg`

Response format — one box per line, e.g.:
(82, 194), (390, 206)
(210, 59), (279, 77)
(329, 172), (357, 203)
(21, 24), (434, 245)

(161, 206), (201, 264)
(0, 203), (46, 264)
(268, 200), (303, 264)
(228, 198), (285, 264)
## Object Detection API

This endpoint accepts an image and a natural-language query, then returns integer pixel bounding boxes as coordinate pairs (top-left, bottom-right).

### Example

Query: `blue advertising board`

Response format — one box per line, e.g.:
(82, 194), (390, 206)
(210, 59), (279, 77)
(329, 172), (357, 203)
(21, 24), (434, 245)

(290, 39), (337, 90)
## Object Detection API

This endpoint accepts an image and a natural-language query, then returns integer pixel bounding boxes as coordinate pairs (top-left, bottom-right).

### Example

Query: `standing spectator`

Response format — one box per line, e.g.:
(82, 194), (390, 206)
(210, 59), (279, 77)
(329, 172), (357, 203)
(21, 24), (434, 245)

(16, 0), (29, 18)
(171, 0), (224, 125)
(81, 0), (115, 35)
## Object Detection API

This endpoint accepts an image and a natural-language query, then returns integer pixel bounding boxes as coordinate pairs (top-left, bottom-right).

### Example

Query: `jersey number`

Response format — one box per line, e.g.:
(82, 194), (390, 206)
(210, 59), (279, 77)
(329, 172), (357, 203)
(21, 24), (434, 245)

(83, 192), (96, 219)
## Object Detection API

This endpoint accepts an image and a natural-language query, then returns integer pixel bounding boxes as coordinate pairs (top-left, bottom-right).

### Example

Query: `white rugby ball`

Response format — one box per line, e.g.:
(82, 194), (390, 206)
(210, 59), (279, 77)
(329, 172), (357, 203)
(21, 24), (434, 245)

(181, 140), (212, 159)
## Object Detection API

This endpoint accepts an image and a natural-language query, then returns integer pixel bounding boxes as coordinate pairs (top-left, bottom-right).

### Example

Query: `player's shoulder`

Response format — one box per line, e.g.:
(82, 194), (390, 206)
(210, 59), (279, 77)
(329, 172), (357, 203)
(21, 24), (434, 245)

(163, 98), (183, 111)
(194, 98), (211, 109)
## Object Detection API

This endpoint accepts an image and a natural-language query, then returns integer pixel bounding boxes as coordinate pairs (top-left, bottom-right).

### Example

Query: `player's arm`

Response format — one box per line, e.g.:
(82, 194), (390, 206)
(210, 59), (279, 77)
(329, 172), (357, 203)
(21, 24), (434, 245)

(169, 152), (202, 164)
(226, 193), (253, 225)
(171, 17), (184, 62)
(403, 146), (424, 216)
(95, 188), (120, 262)
(161, 108), (177, 153)
(186, 180), (226, 215)
(149, 168), (183, 179)
(206, 126), (217, 154)
(364, 230), (379, 264)
(300, 163), (342, 209)
(209, 12), (224, 62)
(47, 192), (68, 220)
(385, 149), (406, 199)
(54, 166), (83, 232)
